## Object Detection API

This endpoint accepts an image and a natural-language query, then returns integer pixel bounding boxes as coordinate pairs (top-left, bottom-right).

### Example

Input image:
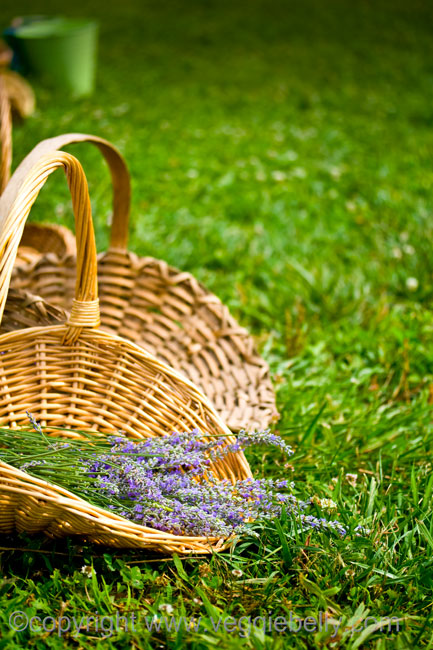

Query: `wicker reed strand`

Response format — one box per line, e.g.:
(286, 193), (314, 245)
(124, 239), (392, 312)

(0, 74), (12, 194)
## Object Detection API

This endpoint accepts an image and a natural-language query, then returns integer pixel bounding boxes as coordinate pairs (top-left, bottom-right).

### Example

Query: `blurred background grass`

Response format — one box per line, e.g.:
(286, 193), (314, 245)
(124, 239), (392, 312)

(2, 0), (432, 419)
(2, 0), (433, 328)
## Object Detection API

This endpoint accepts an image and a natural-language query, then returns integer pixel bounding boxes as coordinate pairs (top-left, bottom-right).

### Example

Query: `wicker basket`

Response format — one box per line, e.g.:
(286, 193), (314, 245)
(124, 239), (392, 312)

(0, 73), (76, 263)
(0, 41), (13, 68)
(8, 133), (278, 431)
(0, 150), (252, 553)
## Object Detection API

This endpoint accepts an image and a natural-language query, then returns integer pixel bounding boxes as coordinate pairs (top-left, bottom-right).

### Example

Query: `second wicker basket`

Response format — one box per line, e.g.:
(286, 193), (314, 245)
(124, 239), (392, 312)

(8, 133), (278, 431)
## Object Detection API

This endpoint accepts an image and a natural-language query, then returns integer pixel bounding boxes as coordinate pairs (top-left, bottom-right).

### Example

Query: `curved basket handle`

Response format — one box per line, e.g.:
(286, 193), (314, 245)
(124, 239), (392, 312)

(0, 74), (12, 195)
(0, 133), (131, 250)
(0, 151), (98, 344)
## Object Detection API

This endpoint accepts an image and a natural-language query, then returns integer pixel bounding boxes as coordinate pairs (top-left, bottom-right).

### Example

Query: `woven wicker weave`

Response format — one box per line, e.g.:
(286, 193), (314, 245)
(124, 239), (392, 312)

(0, 150), (252, 553)
(0, 73), (76, 262)
(0, 288), (68, 334)
(8, 133), (278, 431)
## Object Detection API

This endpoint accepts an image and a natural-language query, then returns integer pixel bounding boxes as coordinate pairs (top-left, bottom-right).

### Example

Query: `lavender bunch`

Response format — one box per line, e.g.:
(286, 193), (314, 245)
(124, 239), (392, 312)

(0, 422), (350, 539)
(79, 430), (347, 537)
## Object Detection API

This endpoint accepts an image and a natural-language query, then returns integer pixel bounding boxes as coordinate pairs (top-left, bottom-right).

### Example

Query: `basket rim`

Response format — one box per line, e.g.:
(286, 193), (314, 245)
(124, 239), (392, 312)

(0, 457), (236, 552)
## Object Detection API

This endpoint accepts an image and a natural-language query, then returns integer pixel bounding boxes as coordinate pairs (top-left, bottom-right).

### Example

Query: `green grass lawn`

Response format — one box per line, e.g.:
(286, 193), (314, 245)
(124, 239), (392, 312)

(1, 0), (433, 647)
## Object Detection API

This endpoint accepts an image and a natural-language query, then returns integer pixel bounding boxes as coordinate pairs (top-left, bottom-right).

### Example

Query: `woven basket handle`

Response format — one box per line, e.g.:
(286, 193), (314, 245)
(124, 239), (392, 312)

(0, 74), (12, 195)
(0, 151), (98, 344)
(0, 133), (130, 250)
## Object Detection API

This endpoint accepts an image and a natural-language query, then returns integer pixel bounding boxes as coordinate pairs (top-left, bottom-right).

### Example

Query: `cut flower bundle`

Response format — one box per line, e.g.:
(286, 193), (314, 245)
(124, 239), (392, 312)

(0, 415), (350, 541)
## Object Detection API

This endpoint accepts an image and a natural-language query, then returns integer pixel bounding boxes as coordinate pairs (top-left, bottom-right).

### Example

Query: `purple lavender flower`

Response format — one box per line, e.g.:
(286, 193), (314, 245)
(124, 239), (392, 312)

(26, 411), (43, 434)
(21, 459), (47, 470)
(14, 419), (353, 540)
(72, 430), (347, 538)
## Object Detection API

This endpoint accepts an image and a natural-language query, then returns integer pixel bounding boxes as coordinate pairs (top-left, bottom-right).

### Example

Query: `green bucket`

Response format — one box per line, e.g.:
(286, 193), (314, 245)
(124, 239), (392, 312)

(5, 17), (98, 97)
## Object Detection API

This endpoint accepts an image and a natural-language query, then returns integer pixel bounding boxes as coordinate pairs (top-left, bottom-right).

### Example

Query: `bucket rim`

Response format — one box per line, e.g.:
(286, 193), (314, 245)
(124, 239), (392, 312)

(10, 18), (98, 41)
